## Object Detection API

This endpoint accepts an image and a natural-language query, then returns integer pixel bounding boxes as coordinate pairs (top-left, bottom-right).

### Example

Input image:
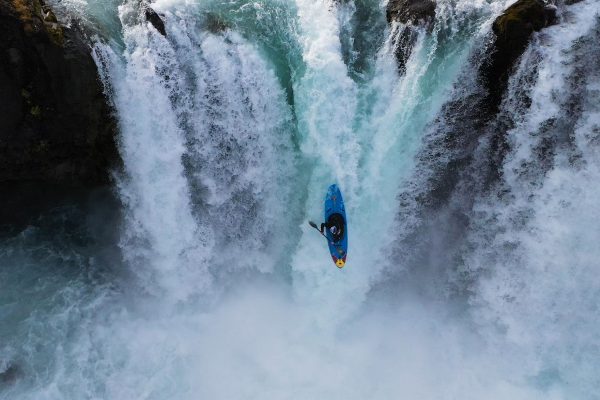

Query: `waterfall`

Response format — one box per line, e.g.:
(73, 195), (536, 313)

(1, 0), (599, 398)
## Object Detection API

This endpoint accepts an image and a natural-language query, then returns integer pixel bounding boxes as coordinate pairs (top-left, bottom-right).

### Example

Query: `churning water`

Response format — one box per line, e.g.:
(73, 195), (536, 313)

(1, 0), (600, 398)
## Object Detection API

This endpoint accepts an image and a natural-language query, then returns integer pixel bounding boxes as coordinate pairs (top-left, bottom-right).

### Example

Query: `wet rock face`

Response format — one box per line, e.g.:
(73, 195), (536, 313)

(386, 0), (436, 74)
(0, 0), (118, 185)
(0, 362), (22, 386)
(386, 0), (436, 25)
(415, 0), (561, 209)
(144, 4), (166, 36)
(483, 0), (558, 104)
(390, 25), (419, 75)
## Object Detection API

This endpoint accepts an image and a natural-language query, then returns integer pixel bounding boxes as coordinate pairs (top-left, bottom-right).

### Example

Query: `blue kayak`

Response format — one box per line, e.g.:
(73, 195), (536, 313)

(324, 184), (348, 268)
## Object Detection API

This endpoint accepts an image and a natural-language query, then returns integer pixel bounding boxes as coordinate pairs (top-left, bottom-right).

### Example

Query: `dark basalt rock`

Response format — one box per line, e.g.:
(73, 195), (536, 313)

(0, 363), (22, 386)
(0, 181), (122, 237)
(482, 0), (558, 106)
(0, 0), (118, 185)
(144, 4), (166, 37)
(386, 0), (436, 25)
(386, 0), (436, 74)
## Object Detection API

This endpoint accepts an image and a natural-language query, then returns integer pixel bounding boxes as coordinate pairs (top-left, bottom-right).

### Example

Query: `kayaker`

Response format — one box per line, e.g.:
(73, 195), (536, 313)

(320, 214), (344, 242)
(320, 223), (338, 235)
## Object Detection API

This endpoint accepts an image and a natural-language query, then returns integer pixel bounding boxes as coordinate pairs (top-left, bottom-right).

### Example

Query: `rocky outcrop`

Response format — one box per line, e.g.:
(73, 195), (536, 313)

(482, 0), (558, 104)
(390, 0), (560, 235)
(143, 3), (166, 36)
(421, 0), (560, 205)
(0, 362), (21, 386)
(0, 0), (118, 185)
(386, 0), (436, 74)
(386, 0), (436, 25)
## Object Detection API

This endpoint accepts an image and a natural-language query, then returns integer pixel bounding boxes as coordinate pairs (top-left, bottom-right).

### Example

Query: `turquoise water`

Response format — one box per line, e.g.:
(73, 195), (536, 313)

(2, 0), (600, 398)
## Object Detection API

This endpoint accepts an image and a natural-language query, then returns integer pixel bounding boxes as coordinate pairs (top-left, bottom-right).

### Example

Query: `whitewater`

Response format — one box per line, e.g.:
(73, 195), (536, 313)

(1, 0), (599, 398)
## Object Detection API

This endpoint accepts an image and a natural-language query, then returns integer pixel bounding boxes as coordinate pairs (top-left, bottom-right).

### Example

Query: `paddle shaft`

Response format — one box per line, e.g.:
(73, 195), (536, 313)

(308, 221), (333, 244)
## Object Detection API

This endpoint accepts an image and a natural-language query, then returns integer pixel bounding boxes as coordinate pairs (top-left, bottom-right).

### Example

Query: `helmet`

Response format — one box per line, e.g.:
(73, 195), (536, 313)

(336, 258), (345, 268)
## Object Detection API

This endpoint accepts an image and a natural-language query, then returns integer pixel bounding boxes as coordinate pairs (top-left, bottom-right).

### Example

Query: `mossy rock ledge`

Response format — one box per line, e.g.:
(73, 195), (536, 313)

(0, 0), (118, 185)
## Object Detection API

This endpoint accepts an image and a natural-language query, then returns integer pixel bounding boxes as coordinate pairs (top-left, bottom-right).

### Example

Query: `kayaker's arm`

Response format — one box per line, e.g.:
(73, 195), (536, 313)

(309, 221), (332, 243)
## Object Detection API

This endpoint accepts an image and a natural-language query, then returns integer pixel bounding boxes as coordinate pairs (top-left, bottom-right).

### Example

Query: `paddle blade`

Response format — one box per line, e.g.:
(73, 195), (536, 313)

(308, 221), (318, 230)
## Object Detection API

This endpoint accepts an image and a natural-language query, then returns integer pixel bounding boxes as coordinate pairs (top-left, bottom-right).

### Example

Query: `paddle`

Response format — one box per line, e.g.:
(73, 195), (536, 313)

(308, 221), (330, 242)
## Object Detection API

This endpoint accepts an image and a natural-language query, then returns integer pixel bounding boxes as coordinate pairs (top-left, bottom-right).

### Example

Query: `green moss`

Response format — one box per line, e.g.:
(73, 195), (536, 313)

(42, 6), (58, 23)
(45, 22), (64, 46)
(12, 0), (64, 45)
(33, 140), (49, 154)
(32, 0), (42, 17)
(38, 1), (64, 46)
(30, 105), (42, 117)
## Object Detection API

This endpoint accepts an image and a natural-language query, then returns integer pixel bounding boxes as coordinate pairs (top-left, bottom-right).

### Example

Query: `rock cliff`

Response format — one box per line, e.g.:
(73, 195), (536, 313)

(0, 0), (118, 185)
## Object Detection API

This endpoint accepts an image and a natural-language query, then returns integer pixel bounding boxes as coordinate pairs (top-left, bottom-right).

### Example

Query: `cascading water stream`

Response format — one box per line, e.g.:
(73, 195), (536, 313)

(99, 4), (214, 303)
(465, 6), (600, 394)
(1, 0), (600, 399)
